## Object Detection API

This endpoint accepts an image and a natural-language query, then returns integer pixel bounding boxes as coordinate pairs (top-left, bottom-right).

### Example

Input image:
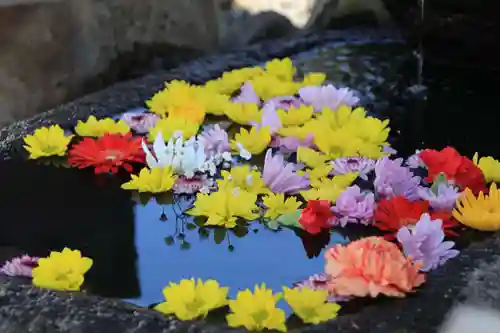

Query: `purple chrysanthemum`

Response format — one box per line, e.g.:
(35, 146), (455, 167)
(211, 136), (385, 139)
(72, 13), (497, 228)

(405, 149), (424, 169)
(232, 82), (261, 104)
(331, 185), (375, 227)
(298, 85), (360, 112)
(418, 183), (461, 211)
(293, 273), (350, 302)
(120, 112), (159, 134)
(397, 213), (459, 272)
(264, 96), (302, 110)
(374, 157), (421, 200)
(198, 124), (231, 156)
(262, 149), (310, 193)
(0, 255), (38, 277)
(330, 157), (376, 180)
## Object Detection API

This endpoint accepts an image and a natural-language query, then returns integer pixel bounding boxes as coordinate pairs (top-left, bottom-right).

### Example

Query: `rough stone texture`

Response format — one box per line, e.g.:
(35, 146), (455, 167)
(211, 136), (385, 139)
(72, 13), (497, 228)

(0, 0), (217, 126)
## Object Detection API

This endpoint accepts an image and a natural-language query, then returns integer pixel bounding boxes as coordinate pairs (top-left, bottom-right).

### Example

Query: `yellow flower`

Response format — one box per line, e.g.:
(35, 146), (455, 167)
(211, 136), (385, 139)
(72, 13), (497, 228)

(121, 167), (177, 193)
(452, 183), (500, 231)
(155, 278), (229, 320)
(223, 103), (261, 125)
(277, 105), (314, 127)
(23, 125), (73, 159)
(232, 126), (271, 155)
(204, 67), (264, 95)
(265, 57), (296, 82)
(301, 172), (358, 202)
(473, 153), (500, 183)
(299, 72), (327, 87)
(308, 163), (334, 184)
(263, 193), (301, 219)
(218, 166), (269, 195)
(297, 146), (329, 169)
(283, 287), (341, 325)
(75, 115), (130, 137)
(196, 90), (231, 116)
(251, 75), (299, 101)
(148, 116), (200, 141)
(32, 248), (93, 291)
(188, 186), (259, 228)
(227, 283), (287, 332)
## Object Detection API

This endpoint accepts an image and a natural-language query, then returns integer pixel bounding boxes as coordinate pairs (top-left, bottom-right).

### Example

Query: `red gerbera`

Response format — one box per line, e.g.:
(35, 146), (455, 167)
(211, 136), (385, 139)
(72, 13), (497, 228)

(68, 133), (145, 174)
(374, 196), (458, 239)
(419, 146), (487, 194)
(299, 200), (333, 234)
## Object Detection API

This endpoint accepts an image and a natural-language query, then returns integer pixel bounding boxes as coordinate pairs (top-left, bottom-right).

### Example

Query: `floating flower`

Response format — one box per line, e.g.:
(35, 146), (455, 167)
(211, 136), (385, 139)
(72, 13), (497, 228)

(205, 67), (264, 95)
(452, 183), (500, 231)
(173, 174), (215, 194)
(232, 126), (271, 156)
(251, 74), (299, 100)
(374, 196), (457, 237)
(263, 193), (301, 220)
(32, 248), (93, 291)
(301, 173), (358, 203)
(418, 183), (461, 211)
(75, 115), (130, 137)
(298, 85), (360, 112)
(331, 185), (375, 227)
(299, 200), (333, 234)
(188, 186), (259, 228)
(277, 105), (314, 127)
(218, 165), (268, 195)
(293, 273), (348, 303)
(68, 133), (145, 174)
(297, 146), (329, 169)
(232, 82), (261, 104)
(265, 57), (295, 82)
(420, 147), (487, 195)
(263, 149), (310, 194)
(283, 287), (341, 325)
(23, 125), (73, 159)
(325, 237), (425, 297)
(250, 101), (282, 133)
(473, 153), (500, 183)
(405, 149), (424, 168)
(224, 102), (261, 125)
(330, 157), (376, 180)
(120, 111), (159, 134)
(270, 134), (315, 153)
(226, 283), (286, 332)
(0, 255), (38, 277)
(300, 72), (327, 87)
(265, 96), (301, 111)
(397, 213), (459, 272)
(121, 166), (176, 193)
(148, 116), (200, 142)
(198, 124), (231, 156)
(155, 278), (229, 320)
(374, 157), (421, 201)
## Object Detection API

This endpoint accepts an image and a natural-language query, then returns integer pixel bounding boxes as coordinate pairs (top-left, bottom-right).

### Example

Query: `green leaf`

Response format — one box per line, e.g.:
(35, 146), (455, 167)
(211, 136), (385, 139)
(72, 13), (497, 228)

(266, 219), (280, 231)
(155, 192), (173, 206)
(164, 236), (175, 246)
(180, 241), (191, 250)
(194, 216), (206, 227)
(131, 192), (153, 206)
(276, 210), (303, 229)
(213, 228), (227, 244)
(431, 173), (448, 195)
(198, 228), (210, 240)
(232, 225), (249, 238)
(186, 223), (197, 231)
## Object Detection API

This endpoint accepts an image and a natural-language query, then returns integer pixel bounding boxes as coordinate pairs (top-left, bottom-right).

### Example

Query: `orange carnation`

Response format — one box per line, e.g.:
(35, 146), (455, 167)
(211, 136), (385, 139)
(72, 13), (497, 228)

(325, 236), (425, 298)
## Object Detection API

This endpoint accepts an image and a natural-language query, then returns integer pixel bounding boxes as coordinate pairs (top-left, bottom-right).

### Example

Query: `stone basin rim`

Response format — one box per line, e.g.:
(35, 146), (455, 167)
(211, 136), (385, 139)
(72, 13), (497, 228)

(1, 28), (498, 333)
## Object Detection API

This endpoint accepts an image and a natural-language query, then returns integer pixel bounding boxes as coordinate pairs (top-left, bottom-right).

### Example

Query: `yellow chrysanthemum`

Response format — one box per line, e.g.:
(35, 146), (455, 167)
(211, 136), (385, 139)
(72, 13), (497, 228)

(301, 172), (358, 202)
(263, 193), (301, 220)
(223, 103), (261, 125)
(188, 186), (259, 228)
(232, 126), (271, 156)
(283, 287), (341, 325)
(473, 153), (500, 183)
(32, 248), (93, 291)
(217, 166), (269, 195)
(308, 163), (334, 184)
(227, 283), (287, 332)
(251, 74), (299, 101)
(297, 146), (329, 169)
(155, 278), (229, 321)
(148, 116), (200, 141)
(121, 167), (177, 193)
(23, 125), (73, 159)
(452, 183), (500, 231)
(265, 57), (296, 82)
(277, 105), (314, 127)
(204, 67), (264, 95)
(196, 90), (231, 116)
(299, 72), (327, 87)
(74, 116), (130, 137)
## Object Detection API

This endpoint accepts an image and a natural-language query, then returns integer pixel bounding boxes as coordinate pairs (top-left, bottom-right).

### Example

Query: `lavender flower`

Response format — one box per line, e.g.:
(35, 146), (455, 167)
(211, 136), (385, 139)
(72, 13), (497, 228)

(198, 124), (231, 156)
(269, 134), (315, 154)
(406, 149), (424, 168)
(293, 273), (350, 302)
(298, 85), (360, 112)
(232, 82), (261, 104)
(418, 183), (461, 211)
(120, 112), (159, 134)
(264, 96), (301, 110)
(262, 149), (310, 193)
(374, 157), (421, 200)
(249, 101), (282, 133)
(330, 157), (376, 180)
(331, 185), (375, 227)
(173, 174), (215, 194)
(0, 255), (38, 277)
(397, 213), (459, 272)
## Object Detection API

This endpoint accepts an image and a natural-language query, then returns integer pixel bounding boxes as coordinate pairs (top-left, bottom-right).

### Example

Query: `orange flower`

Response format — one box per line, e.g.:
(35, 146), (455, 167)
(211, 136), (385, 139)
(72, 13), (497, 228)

(325, 236), (425, 298)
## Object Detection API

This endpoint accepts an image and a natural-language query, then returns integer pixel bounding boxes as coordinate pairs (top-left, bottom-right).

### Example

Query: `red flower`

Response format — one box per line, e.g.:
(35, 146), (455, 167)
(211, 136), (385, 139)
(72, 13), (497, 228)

(374, 196), (458, 238)
(299, 200), (333, 234)
(68, 133), (145, 174)
(419, 146), (487, 194)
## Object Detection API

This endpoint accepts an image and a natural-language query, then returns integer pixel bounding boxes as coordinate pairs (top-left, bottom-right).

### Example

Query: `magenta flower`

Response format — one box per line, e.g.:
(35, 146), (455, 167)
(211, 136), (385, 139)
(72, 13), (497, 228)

(262, 149), (310, 193)
(0, 255), (38, 277)
(374, 157), (421, 200)
(331, 185), (375, 227)
(173, 174), (215, 194)
(397, 213), (459, 272)
(418, 183), (461, 211)
(121, 112), (159, 134)
(232, 82), (261, 104)
(298, 85), (360, 112)
(250, 101), (282, 133)
(293, 273), (350, 302)
(198, 124), (231, 156)
(264, 96), (301, 110)
(330, 157), (376, 180)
